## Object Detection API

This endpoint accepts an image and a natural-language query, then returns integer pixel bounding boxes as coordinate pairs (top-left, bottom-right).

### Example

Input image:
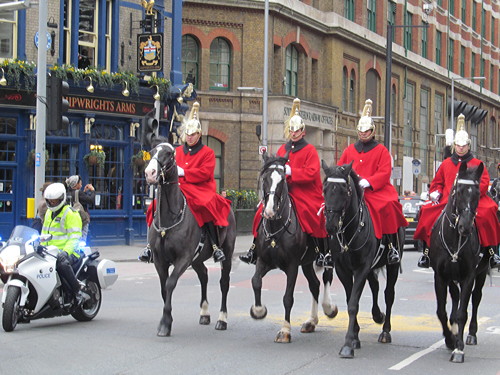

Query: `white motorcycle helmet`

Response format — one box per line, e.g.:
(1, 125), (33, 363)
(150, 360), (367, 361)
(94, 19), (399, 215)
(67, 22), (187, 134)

(44, 182), (67, 212)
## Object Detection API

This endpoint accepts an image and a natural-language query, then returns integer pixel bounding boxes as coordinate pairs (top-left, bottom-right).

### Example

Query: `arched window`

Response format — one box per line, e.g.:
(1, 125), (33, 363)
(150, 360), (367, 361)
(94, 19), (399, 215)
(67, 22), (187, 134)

(210, 38), (231, 91)
(349, 69), (356, 113)
(182, 35), (200, 89)
(202, 135), (223, 190)
(365, 69), (379, 116)
(284, 44), (298, 97)
(342, 67), (348, 111)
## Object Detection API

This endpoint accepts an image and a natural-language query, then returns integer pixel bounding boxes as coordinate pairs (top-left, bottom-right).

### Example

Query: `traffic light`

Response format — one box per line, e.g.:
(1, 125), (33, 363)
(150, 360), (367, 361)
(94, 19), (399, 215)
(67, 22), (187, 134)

(47, 75), (69, 132)
(142, 109), (159, 149)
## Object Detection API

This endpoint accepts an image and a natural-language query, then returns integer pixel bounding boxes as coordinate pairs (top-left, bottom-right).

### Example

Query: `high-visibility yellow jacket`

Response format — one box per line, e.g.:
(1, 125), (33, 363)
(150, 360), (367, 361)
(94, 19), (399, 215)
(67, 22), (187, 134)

(42, 205), (82, 258)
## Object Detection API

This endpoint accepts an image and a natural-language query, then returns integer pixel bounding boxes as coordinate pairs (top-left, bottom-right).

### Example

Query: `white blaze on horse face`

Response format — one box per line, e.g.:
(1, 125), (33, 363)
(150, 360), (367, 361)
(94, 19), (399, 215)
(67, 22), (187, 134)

(263, 170), (282, 218)
(144, 156), (159, 183)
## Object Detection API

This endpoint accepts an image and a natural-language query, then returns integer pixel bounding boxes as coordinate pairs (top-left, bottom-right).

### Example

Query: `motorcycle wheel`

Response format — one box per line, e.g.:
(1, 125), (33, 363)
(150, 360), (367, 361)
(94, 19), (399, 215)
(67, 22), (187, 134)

(71, 280), (102, 322)
(2, 286), (21, 332)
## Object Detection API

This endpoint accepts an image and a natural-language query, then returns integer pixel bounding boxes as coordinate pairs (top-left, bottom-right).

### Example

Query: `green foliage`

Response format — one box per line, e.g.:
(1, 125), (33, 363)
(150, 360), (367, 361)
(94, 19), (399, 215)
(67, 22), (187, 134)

(1, 59), (37, 91)
(225, 189), (260, 210)
(83, 149), (106, 167)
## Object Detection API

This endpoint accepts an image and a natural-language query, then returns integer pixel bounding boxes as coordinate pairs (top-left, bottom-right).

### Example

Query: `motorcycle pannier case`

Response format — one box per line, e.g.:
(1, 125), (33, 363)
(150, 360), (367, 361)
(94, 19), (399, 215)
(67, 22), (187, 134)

(96, 259), (118, 289)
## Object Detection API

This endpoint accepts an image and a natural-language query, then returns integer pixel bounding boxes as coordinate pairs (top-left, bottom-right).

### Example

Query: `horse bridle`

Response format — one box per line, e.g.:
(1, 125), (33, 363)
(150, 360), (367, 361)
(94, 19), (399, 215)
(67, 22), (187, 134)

(261, 163), (293, 243)
(150, 143), (178, 185)
(440, 177), (479, 262)
(324, 175), (369, 252)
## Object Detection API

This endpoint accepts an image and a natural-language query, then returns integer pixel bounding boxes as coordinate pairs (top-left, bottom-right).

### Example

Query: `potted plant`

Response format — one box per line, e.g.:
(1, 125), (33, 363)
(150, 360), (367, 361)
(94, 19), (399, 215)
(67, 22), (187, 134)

(225, 189), (260, 234)
(84, 148), (106, 167)
(131, 150), (151, 168)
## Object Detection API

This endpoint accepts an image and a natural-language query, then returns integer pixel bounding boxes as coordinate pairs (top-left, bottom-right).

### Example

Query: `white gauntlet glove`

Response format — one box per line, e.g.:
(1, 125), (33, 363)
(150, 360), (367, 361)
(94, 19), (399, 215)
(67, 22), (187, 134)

(285, 164), (291, 176)
(177, 166), (185, 176)
(429, 191), (441, 203)
(359, 179), (370, 189)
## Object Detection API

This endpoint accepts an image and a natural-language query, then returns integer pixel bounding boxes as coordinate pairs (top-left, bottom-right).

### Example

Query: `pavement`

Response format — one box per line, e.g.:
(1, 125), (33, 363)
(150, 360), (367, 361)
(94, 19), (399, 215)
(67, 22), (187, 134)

(95, 234), (253, 262)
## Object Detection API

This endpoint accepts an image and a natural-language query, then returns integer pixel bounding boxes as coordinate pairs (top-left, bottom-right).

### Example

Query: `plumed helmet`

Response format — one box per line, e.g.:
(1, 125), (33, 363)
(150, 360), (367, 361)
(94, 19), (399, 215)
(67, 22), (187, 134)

(357, 99), (375, 133)
(179, 101), (201, 143)
(44, 182), (67, 212)
(284, 98), (305, 139)
(454, 114), (470, 146)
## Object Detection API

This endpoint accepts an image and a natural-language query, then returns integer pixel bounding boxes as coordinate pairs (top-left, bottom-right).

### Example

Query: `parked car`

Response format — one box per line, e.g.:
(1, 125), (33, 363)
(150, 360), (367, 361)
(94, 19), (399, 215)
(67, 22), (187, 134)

(399, 196), (424, 250)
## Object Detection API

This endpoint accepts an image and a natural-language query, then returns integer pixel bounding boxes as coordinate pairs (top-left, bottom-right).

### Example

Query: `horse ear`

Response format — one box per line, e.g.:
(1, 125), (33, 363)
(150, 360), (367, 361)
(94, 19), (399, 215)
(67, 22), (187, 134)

(262, 151), (268, 163)
(459, 161), (468, 174)
(321, 159), (329, 172)
(475, 162), (484, 181)
(345, 161), (354, 175)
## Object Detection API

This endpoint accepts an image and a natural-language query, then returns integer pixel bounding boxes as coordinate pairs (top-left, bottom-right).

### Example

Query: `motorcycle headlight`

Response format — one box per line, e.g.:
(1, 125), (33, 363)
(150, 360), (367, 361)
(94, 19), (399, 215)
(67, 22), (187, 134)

(0, 245), (22, 273)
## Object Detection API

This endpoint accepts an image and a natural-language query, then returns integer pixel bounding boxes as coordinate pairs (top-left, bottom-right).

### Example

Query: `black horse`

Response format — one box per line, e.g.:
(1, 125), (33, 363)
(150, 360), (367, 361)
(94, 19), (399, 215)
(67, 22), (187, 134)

(250, 153), (338, 343)
(322, 161), (404, 358)
(428, 162), (490, 363)
(144, 142), (236, 337)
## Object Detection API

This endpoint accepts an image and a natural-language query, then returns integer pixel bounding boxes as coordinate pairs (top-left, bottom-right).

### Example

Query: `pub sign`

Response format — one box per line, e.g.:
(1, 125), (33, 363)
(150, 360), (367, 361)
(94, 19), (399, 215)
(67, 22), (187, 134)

(138, 33), (163, 72)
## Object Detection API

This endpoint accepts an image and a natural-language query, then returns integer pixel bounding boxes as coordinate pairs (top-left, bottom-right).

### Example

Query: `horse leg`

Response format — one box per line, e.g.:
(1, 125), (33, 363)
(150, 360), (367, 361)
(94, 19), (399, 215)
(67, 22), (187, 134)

(378, 263), (399, 344)
(448, 281), (459, 327)
(321, 267), (338, 319)
(275, 265), (299, 343)
(466, 267), (487, 346)
(191, 261), (211, 325)
(215, 253), (233, 330)
(250, 260), (272, 320)
(367, 270), (385, 324)
(434, 273), (454, 350)
(300, 263), (321, 333)
(450, 277), (475, 363)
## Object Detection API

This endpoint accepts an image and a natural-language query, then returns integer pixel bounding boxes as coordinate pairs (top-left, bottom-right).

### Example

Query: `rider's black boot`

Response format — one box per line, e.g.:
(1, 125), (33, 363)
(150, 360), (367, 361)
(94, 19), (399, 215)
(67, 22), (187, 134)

(138, 244), (153, 263)
(205, 222), (226, 263)
(239, 242), (256, 264)
(418, 247), (430, 268)
(387, 243), (400, 265)
(488, 247), (500, 270)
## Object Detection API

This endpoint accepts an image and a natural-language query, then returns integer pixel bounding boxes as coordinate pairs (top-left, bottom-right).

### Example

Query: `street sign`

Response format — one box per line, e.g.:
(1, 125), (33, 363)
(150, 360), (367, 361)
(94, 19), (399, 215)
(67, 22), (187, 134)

(412, 159), (421, 175)
(259, 145), (267, 155)
(34, 31), (51, 50)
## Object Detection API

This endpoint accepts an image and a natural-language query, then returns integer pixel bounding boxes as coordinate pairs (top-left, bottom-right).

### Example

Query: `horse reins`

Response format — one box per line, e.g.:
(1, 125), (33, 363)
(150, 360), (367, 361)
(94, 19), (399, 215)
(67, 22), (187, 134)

(439, 178), (480, 262)
(325, 176), (370, 252)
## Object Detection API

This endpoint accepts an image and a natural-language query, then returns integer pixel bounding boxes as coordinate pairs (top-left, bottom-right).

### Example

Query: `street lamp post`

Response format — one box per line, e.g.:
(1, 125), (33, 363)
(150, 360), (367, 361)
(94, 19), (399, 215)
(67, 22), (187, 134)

(262, 0), (269, 149)
(450, 76), (485, 130)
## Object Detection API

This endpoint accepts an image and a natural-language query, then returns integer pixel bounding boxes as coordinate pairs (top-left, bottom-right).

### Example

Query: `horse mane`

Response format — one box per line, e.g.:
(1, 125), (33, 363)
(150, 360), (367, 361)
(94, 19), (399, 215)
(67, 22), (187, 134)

(347, 168), (363, 198)
(151, 136), (170, 149)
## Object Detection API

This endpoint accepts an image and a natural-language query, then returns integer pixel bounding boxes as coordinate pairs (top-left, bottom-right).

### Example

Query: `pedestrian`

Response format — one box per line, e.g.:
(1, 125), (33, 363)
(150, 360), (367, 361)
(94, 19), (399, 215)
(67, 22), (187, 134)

(239, 98), (329, 266)
(414, 114), (500, 269)
(65, 175), (95, 241)
(337, 99), (408, 264)
(32, 182), (52, 233)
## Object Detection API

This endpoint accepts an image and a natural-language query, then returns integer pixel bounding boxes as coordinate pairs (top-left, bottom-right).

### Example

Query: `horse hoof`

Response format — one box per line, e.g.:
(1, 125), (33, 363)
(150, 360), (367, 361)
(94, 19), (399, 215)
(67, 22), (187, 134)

(339, 346), (354, 358)
(275, 331), (291, 343)
(352, 339), (361, 349)
(157, 327), (171, 337)
(466, 335), (477, 345)
(215, 320), (227, 330)
(373, 312), (385, 325)
(250, 305), (267, 320)
(300, 321), (316, 333)
(378, 331), (392, 343)
(450, 349), (464, 363)
(325, 305), (338, 319)
(199, 315), (211, 325)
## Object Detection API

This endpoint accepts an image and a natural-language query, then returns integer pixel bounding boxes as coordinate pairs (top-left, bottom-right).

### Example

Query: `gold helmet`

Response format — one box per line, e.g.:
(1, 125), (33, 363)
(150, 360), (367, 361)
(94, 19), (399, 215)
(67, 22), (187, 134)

(454, 114), (470, 146)
(357, 99), (375, 132)
(179, 101), (201, 143)
(284, 98), (305, 139)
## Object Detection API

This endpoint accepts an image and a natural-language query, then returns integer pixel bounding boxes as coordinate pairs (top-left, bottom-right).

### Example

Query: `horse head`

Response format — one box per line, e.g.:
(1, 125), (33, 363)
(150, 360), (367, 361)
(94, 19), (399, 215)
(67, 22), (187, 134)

(449, 162), (483, 236)
(490, 178), (500, 205)
(144, 140), (177, 185)
(322, 160), (361, 234)
(260, 151), (289, 219)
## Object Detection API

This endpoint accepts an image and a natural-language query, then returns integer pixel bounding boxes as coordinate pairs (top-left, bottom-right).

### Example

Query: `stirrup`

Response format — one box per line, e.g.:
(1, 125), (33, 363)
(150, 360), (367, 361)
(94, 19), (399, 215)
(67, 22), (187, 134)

(489, 251), (500, 270)
(138, 245), (153, 263)
(239, 243), (256, 264)
(315, 253), (326, 267)
(212, 245), (226, 263)
(417, 255), (430, 268)
(387, 244), (400, 265)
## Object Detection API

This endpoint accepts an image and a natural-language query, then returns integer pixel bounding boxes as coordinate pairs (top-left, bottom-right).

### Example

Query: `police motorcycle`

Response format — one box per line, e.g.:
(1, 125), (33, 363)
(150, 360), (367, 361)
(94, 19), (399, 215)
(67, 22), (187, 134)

(0, 225), (118, 332)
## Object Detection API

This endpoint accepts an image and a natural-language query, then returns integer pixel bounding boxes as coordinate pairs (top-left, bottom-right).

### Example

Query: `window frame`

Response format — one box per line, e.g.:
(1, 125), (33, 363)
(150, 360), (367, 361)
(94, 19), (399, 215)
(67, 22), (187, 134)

(284, 44), (298, 97)
(209, 37), (231, 91)
(0, 5), (18, 60)
(182, 34), (200, 89)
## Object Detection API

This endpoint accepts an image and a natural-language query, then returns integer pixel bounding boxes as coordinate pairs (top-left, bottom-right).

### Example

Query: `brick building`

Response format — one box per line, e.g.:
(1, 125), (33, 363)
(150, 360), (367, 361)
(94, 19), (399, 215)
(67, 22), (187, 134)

(181, 0), (500, 194)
